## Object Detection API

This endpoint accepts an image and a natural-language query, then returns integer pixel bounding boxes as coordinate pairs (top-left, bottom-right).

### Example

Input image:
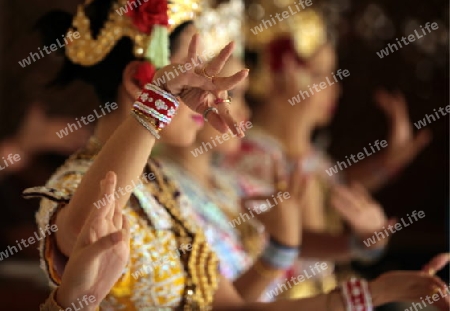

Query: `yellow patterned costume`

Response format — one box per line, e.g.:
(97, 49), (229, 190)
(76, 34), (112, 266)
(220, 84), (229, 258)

(27, 139), (219, 310)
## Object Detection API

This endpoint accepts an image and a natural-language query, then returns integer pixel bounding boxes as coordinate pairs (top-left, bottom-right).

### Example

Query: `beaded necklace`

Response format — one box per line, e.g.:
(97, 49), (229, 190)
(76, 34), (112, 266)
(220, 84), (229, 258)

(78, 138), (219, 310)
(145, 160), (219, 310)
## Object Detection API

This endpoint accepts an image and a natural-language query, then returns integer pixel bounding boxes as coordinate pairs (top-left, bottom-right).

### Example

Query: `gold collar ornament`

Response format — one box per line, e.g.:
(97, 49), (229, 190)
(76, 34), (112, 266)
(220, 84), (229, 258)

(65, 0), (202, 67)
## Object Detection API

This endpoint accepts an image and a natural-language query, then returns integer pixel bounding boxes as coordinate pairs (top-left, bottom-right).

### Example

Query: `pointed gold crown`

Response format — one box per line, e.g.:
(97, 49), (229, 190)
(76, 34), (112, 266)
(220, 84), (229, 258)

(245, 0), (327, 59)
(195, 0), (244, 58)
(66, 0), (202, 67)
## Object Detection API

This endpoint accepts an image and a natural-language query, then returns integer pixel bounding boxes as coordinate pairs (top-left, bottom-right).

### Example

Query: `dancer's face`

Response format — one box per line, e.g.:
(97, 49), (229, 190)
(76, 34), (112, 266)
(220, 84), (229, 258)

(300, 44), (340, 126)
(160, 23), (205, 146)
(196, 57), (250, 154)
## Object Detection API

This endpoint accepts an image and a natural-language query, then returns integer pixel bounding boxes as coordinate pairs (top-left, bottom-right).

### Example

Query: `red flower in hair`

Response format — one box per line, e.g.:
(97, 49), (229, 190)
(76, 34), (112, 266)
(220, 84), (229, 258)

(267, 37), (306, 73)
(126, 0), (169, 34)
(134, 62), (157, 88)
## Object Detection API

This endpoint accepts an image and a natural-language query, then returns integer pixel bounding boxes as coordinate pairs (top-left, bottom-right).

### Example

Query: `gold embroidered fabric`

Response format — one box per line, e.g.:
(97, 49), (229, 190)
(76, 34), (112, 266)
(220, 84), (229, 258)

(30, 138), (219, 310)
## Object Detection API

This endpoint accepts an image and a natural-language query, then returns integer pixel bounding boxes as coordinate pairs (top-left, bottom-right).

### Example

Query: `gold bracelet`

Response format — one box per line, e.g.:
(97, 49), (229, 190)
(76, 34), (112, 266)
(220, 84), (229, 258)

(253, 260), (283, 280)
(132, 108), (161, 132)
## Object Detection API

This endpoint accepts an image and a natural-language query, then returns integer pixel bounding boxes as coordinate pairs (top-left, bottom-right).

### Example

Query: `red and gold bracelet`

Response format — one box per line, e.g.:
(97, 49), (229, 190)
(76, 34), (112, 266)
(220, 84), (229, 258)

(341, 278), (373, 311)
(133, 83), (180, 131)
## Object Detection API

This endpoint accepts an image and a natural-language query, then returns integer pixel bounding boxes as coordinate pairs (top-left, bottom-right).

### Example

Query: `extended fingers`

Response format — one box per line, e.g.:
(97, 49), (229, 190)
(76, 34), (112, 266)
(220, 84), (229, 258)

(187, 34), (199, 63)
(206, 42), (235, 76)
(212, 69), (249, 91)
(411, 130), (432, 154)
(330, 195), (354, 221)
(113, 199), (123, 230)
(87, 172), (116, 221)
(350, 183), (373, 204)
(332, 186), (362, 211)
(423, 253), (450, 275)
(103, 172), (117, 220)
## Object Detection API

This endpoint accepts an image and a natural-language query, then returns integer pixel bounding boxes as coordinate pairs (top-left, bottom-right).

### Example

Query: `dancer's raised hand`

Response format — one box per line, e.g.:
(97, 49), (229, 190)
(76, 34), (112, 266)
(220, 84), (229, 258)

(154, 34), (249, 137)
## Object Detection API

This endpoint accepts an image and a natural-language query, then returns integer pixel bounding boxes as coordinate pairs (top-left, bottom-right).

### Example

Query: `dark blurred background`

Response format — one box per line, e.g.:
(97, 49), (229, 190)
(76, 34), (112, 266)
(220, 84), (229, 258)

(0, 0), (448, 310)
(327, 0), (448, 277)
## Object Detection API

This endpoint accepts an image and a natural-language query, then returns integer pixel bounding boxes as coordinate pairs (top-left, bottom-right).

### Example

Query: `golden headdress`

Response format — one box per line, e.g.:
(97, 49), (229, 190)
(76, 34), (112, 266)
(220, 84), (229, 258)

(245, 0), (327, 59)
(243, 1), (328, 98)
(194, 0), (245, 58)
(66, 0), (202, 67)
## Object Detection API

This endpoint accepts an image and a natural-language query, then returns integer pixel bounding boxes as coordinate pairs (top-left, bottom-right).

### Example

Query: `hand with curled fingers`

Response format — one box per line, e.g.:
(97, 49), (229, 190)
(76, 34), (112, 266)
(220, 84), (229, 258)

(241, 157), (309, 248)
(330, 183), (394, 249)
(153, 34), (248, 137)
(56, 171), (131, 309)
(370, 269), (450, 310)
(375, 89), (431, 174)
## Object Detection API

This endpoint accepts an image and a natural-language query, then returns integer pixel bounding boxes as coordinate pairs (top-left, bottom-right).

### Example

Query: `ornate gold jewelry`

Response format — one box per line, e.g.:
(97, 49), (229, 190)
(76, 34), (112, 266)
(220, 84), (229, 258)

(145, 160), (219, 310)
(66, 0), (202, 67)
(201, 67), (214, 79)
(131, 109), (161, 139)
(202, 107), (218, 122)
(214, 97), (232, 105)
(74, 139), (219, 310)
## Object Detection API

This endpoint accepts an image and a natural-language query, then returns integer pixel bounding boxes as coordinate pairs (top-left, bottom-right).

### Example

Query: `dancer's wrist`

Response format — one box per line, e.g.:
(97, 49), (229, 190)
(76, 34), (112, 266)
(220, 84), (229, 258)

(260, 236), (300, 270)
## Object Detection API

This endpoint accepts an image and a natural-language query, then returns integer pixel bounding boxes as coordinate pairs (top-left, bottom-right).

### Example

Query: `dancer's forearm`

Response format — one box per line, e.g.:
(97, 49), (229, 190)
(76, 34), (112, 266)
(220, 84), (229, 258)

(56, 115), (155, 255)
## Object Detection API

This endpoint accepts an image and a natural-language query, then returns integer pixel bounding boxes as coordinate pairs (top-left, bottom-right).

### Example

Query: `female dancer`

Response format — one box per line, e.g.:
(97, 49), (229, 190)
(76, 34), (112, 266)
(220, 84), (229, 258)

(158, 51), (402, 303)
(225, 7), (429, 298)
(158, 54), (305, 302)
(27, 0), (449, 310)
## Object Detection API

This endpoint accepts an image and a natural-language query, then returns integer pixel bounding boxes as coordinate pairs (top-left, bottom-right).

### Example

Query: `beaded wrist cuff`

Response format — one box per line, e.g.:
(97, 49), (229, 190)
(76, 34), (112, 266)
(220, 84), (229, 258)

(340, 278), (373, 311)
(261, 237), (299, 270)
(349, 234), (386, 263)
(133, 83), (180, 130)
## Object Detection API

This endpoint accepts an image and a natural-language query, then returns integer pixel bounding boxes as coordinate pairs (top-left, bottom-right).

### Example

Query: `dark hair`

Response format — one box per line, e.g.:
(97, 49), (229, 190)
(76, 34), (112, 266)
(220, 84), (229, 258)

(36, 0), (193, 104)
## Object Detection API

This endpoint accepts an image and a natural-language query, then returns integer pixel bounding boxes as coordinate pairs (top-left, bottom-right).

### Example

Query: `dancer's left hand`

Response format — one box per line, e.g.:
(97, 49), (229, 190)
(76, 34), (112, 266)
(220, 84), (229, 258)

(375, 89), (431, 171)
